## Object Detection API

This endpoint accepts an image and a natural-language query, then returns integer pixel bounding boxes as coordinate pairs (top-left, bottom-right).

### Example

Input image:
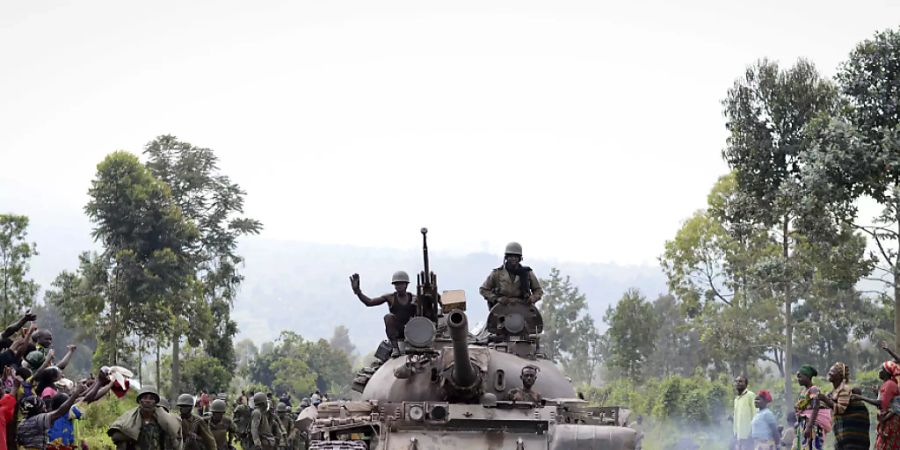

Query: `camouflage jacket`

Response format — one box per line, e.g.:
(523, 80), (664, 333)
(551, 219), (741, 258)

(479, 266), (543, 306)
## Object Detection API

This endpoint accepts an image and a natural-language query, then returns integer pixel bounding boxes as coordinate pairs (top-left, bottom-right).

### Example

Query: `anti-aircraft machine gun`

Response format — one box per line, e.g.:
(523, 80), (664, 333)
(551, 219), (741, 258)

(309, 230), (640, 450)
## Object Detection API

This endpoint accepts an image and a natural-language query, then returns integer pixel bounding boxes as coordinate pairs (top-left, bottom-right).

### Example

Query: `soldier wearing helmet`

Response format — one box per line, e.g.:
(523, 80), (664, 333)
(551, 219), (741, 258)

(108, 385), (183, 450)
(250, 393), (276, 450)
(266, 399), (287, 449)
(480, 242), (543, 309)
(275, 403), (294, 450)
(349, 270), (418, 357)
(205, 399), (236, 450)
(232, 395), (252, 450)
(177, 393), (216, 450)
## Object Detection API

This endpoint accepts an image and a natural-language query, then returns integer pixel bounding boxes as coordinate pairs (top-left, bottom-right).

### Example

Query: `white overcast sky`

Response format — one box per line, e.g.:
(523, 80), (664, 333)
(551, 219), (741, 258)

(2, 0), (898, 265)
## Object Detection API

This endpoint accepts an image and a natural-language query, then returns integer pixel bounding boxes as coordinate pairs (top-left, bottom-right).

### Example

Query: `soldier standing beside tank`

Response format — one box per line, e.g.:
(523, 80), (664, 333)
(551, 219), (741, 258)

(349, 271), (417, 357)
(275, 403), (294, 450)
(176, 394), (216, 450)
(480, 242), (543, 309)
(266, 400), (287, 449)
(205, 399), (236, 450)
(250, 393), (275, 450)
(507, 365), (543, 403)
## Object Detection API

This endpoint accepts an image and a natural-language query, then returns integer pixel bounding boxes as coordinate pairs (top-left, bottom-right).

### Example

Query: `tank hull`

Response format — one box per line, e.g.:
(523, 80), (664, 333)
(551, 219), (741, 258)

(361, 347), (576, 402)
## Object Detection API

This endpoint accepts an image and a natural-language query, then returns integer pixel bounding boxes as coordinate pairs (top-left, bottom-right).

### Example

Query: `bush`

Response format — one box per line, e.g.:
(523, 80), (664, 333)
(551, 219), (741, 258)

(78, 390), (139, 450)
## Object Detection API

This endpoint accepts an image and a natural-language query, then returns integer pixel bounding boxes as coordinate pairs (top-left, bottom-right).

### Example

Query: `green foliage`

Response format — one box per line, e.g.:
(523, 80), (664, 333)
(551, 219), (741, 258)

(78, 391), (141, 450)
(539, 268), (603, 384)
(143, 135), (262, 375)
(250, 331), (353, 398)
(644, 295), (707, 378)
(0, 213), (39, 325)
(179, 350), (232, 393)
(602, 289), (656, 380)
(47, 151), (200, 367)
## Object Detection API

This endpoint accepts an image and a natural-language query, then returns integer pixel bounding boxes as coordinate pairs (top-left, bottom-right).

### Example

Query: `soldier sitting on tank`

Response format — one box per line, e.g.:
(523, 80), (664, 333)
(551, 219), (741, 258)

(350, 271), (417, 357)
(507, 365), (542, 403)
(480, 242), (543, 309)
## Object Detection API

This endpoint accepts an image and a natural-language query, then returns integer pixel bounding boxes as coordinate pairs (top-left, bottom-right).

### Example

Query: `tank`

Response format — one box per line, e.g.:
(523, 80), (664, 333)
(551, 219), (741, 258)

(302, 229), (640, 450)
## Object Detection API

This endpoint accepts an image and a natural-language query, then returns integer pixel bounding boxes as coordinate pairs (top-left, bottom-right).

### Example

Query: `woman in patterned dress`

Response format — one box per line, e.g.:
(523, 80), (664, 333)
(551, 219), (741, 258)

(795, 365), (832, 450)
(856, 361), (900, 450)
(816, 362), (869, 449)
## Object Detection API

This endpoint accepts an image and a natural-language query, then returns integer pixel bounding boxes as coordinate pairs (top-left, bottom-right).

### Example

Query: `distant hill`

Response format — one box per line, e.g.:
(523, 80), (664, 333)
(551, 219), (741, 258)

(20, 213), (668, 352)
(232, 238), (668, 351)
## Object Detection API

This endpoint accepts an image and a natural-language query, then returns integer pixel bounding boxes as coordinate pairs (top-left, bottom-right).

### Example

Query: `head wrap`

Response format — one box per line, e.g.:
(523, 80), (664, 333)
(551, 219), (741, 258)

(798, 365), (818, 378)
(832, 362), (849, 382)
(757, 389), (772, 403)
(883, 361), (900, 381)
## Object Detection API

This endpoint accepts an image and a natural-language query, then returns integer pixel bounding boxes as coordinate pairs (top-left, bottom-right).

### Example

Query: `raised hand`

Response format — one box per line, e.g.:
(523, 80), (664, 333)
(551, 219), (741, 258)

(350, 274), (361, 294)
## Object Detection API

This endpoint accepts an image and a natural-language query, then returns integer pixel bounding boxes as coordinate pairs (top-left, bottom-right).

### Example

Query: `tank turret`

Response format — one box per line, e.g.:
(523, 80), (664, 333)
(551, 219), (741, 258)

(311, 230), (641, 450)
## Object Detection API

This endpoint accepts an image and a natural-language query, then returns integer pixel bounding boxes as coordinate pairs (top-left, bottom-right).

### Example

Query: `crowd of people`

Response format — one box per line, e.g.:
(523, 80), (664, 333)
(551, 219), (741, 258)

(731, 342), (900, 450)
(0, 311), (118, 450)
(0, 310), (327, 450)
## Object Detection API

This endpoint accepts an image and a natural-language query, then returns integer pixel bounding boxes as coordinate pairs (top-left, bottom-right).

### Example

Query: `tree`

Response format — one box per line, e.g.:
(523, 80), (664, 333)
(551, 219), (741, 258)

(538, 268), (604, 385)
(827, 28), (900, 351)
(644, 294), (706, 378)
(143, 135), (262, 394)
(721, 58), (840, 410)
(249, 331), (353, 398)
(49, 151), (198, 367)
(0, 214), (39, 325)
(329, 325), (357, 362)
(660, 174), (777, 375)
(234, 338), (259, 377)
(603, 289), (657, 380)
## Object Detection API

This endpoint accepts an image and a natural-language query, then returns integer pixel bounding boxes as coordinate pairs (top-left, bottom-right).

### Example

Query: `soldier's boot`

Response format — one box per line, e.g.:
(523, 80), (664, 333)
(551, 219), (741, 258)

(389, 339), (401, 358)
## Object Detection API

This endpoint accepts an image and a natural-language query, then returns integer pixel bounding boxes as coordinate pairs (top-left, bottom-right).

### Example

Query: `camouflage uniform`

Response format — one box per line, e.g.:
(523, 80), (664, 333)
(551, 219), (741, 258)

(233, 404), (252, 450)
(205, 416), (236, 450)
(266, 407), (287, 448)
(180, 415), (216, 450)
(276, 410), (294, 450)
(479, 266), (543, 308)
(250, 409), (275, 450)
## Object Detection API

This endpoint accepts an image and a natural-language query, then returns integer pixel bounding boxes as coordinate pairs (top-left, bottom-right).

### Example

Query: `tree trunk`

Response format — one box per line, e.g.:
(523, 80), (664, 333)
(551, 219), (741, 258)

(171, 332), (180, 400)
(783, 215), (794, 417)
(138, 336), (143, 386)
(895, 192), (900, 354)
(156, 341), (161, 388)
(110, 288), (118, 366)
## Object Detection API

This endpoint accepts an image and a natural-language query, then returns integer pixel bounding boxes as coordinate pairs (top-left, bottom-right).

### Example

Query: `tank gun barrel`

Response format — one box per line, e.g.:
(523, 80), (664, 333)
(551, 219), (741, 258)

(447, 310), (478, 388)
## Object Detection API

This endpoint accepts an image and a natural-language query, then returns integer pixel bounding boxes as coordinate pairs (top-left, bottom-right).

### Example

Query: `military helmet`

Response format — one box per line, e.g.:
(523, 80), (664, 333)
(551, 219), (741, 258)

(391, 270), (410, 284)
(159, 397), (171, 411)
(136, 385), (161, 404)
(210, 399), (227, 413)
(252, 392), (267, 406)
(176, 393), (195, 407)
(301, 397), (310, 407)
(276, 402), (287, 413)
(504, 242), (523, 256)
